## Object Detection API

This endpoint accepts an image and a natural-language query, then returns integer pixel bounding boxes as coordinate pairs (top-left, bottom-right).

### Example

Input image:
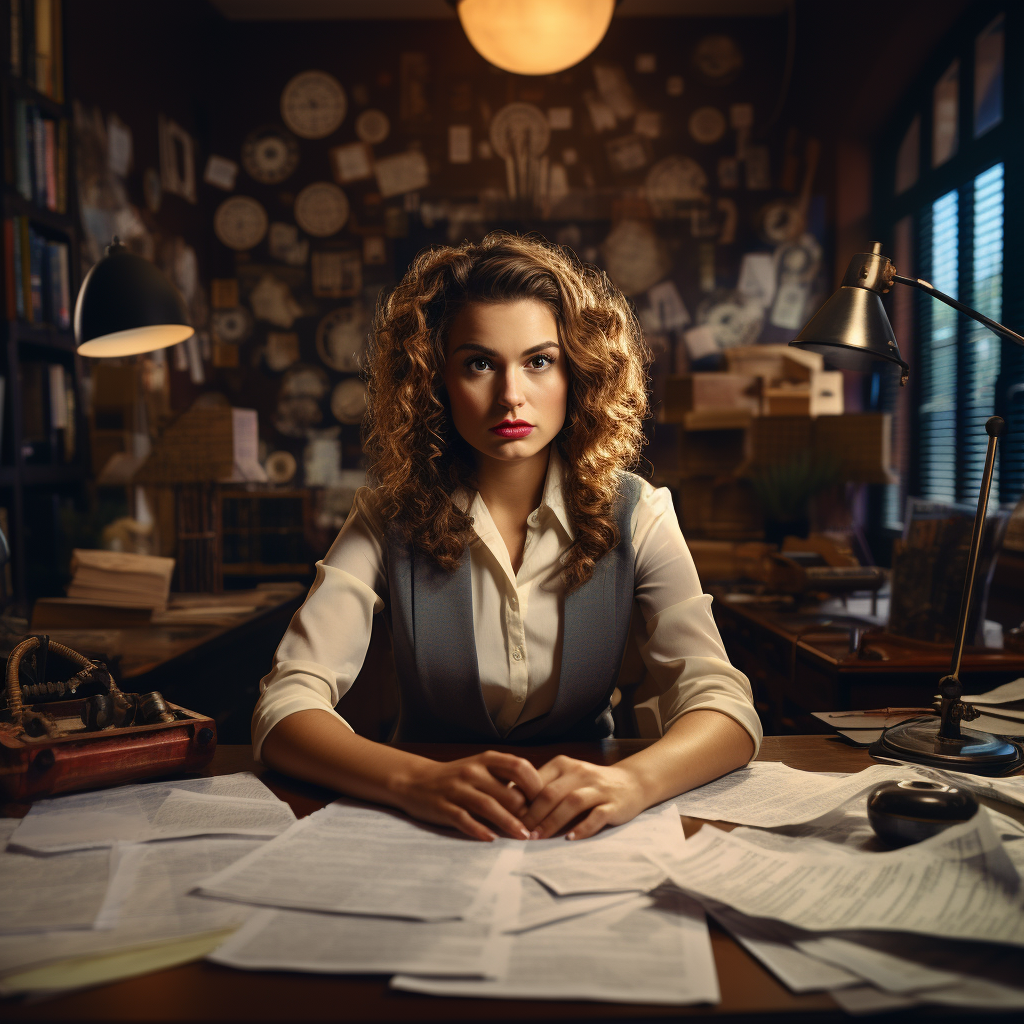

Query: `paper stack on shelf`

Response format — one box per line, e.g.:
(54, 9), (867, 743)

(65, 549), (175, 610)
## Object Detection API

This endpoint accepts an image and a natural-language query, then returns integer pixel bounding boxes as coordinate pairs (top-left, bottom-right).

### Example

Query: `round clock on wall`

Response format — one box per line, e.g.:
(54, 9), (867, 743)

(213, 196), (269, 251)
(294, 182), (350, 237)
(281, 70), (347, 139)
(355, 108), (390, 145)
(241, 126), (299, 184)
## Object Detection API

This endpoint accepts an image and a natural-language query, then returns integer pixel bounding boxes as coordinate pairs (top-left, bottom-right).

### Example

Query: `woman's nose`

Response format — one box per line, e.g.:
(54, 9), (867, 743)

(498, 368), (524, 411)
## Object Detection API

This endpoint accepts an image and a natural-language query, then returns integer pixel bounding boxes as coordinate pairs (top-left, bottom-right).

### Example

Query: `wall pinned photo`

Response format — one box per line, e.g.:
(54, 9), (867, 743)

(203, 155), (238, 191)
(158, 115), (196, 202)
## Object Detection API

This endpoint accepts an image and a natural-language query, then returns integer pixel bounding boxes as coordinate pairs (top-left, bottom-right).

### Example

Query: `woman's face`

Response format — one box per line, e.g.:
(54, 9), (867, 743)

(443, 299), (569, 470)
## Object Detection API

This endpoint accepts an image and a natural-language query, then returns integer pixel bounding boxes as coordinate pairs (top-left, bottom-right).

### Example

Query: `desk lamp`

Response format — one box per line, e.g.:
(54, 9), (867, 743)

(74, 238), (194, 357)
(790, 242), (1024, 775)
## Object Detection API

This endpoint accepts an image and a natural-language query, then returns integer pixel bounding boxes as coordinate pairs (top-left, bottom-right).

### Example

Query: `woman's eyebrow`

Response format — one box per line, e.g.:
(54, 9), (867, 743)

(452, 341), (559, 357)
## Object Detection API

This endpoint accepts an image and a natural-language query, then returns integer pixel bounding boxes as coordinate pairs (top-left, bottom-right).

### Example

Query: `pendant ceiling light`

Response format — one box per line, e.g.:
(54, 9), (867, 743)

(456, 0), (615, 76)
(74, 238), (194, 357)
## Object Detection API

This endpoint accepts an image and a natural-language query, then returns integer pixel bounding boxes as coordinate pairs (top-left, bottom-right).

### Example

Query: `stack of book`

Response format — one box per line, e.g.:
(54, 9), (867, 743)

(8, 0), (65, 101)
(3, 217), (71, 327)
(66, 549), (176, 610)
(12, 101), (69, 214)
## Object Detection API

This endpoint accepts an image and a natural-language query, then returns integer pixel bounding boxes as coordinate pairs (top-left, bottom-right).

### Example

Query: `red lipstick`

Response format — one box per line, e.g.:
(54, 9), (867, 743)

(490, 419), (533, 440)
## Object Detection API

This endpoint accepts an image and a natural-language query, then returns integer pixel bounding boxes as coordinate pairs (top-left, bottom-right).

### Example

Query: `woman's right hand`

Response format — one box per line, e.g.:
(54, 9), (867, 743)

(391, 751), (544, 841)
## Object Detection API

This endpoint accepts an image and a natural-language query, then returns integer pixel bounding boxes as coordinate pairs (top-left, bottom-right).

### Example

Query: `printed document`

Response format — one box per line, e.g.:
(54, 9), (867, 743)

(195, 800), (510, 921)
(10, 773), (288, 852)
(209, 846), (523, 977)
(393, 883), (720, 1006)
(0, 820), (112, 934)
(652, 807), (1024, 946)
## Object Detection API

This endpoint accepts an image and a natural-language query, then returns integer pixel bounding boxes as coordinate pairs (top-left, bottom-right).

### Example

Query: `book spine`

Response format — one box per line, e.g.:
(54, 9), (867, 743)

(55, 117), (67, 213)
(28, 226), (43, 323)
(12, 217), (24, 318)
(48, 362), (66, 429)
(43, 238), (56, 323)
(19, 217), (30, 320)
(3, 220), (15, 319)
(34, 0), (50, 95)
(14, 100), (31, 201)
(21, 0), (33, 87)
(55, 238), (69, 328)
(43, 118), (55, 210)
(33, 108), (45, 207)
(10, 0), (22, 77)
(50, 0), (61, 103)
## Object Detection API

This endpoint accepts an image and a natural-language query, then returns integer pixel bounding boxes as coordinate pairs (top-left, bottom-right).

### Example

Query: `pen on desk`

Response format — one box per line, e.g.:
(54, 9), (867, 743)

(825, 708), (932, 719)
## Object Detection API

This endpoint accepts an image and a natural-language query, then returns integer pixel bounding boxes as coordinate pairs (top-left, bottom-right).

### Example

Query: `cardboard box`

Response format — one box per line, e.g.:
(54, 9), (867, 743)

(662, 373), (761, 423)
(725, 344), (824, 384)
(763, 370), (844, 417)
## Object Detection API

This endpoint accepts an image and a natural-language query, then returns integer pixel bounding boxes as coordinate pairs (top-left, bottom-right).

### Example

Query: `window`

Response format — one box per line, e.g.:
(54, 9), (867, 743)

(877, 3), (1022, 534)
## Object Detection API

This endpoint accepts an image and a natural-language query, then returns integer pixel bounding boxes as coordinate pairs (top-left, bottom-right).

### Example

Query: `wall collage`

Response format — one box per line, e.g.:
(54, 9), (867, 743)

(74, 14), (823, 546)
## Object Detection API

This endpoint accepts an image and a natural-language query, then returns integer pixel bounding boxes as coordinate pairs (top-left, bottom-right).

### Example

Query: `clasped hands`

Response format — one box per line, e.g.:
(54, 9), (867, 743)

(392, 750), (648, 843)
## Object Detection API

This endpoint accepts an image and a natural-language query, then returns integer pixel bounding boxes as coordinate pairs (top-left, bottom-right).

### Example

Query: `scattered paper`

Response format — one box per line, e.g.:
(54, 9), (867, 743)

(195, 800), (510, 921)
(653, 807), (1024, 946)
(209, 846), (522, 977)
(448, 125), (472, 164)
(519, 804), (682, 895)
(393, 886), (720, 1006)
(670, 761), (923, 828)
(375, 150), (429, 198)
(0, 821), (112, 935)
(10, 773), (284, 853)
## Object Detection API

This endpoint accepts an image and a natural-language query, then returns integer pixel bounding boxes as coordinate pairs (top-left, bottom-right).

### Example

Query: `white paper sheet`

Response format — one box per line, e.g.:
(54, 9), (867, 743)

(0, 820), (112, 935)
(209, 845), (522, 977)
(518, 803), (681, 895)
(393, 885), (720, 1006)
(195, 800), (510, 921)
(0, 837), (262, 977)
(9, 773), (284, 852)
(707, 905), (860, 994)
(653, 808), (1024, 946)
(508, 875), (640, 934)
(670, 762), (923, 828)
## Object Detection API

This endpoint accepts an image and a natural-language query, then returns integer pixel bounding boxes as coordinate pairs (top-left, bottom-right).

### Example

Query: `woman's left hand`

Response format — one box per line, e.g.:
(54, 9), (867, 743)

(519, 756), (648, 840)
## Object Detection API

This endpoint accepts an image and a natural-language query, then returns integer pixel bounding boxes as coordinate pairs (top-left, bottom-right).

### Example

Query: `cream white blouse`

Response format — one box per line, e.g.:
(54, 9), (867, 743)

(252, 451), (762, 761)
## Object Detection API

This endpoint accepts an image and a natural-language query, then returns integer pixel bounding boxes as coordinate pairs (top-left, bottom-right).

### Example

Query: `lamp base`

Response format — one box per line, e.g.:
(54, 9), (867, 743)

(869, 716), (1024, 776)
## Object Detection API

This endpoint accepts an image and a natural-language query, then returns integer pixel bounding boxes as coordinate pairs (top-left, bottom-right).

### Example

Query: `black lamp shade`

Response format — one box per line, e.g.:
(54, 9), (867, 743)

(791, 286), (909, 374)
(790, 248), (910, 385)
(74, 242), (194, 357)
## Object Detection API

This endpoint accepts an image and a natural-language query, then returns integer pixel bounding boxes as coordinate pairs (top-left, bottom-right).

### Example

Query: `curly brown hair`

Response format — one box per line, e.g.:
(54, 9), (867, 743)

(362, 232), (651, 593)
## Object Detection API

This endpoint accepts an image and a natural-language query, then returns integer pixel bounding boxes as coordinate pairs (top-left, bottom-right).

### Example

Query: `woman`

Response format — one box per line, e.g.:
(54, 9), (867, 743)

(254, 233), (760, 843)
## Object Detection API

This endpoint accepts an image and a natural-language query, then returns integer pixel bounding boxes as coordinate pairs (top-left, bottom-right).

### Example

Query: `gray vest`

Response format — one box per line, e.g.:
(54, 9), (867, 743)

(384, 472), (643, 744)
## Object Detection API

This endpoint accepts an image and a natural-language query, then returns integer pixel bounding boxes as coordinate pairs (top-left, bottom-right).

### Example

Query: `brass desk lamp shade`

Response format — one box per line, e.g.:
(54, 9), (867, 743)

(74, 238), (194, 357)
(790, 243), (1024, 775)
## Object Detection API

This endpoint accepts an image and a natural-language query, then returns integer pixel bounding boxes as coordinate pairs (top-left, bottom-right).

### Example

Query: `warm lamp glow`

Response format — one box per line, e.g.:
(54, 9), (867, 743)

(77, 324), (194, 357)
(457, 0), (615, 76)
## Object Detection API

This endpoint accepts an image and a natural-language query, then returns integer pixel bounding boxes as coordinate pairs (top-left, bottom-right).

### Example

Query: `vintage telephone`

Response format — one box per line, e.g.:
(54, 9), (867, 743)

(0, 634), (216, 803)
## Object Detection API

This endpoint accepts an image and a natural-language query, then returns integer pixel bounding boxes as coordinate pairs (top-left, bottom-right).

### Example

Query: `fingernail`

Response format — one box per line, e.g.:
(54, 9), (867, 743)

(566, 831), (576, 841)
(519, 828), (530, 839)
(529, 829), (541, 840)
(485, 831), (497, 841)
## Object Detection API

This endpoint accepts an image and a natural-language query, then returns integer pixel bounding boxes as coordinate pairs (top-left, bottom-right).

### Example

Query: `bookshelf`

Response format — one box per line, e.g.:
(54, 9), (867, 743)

(0, 0), (84, 613)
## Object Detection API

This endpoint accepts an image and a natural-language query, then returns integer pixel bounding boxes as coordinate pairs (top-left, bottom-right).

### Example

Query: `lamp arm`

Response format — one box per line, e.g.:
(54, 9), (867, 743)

(892, 274), (1024, 348)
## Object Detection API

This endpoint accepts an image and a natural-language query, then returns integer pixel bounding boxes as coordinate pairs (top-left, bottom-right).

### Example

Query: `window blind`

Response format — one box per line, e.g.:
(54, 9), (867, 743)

(918, 189), (959, 504)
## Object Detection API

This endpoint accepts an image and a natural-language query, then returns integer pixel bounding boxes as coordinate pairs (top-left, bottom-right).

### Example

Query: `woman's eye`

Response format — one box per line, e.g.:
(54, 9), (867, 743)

(529, 355), (554, 369)
(468, 358), (491, 372)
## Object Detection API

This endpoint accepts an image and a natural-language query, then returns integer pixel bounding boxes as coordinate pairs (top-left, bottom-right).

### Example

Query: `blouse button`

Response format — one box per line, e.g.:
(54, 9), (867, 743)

(512, 647), (523, 661)
(514, 694), (524, 703)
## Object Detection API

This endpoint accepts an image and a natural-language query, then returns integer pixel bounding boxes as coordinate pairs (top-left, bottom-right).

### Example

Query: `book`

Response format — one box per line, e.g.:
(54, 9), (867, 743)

(56, 117), (67, 212)
(14, 101), (31, 201)
(43, 118), (56, 210)
(52, 239), (69, 328)
(28, 226), (44, 322)
(51, 0), (63, 103)
(19, 218), (31, 321)
(67, 549), (176, 611)
(34, 0), (51, 96)
(3, 220), (16, 319)
(10, 0), (22, 78)
(12, 218), (24, 318)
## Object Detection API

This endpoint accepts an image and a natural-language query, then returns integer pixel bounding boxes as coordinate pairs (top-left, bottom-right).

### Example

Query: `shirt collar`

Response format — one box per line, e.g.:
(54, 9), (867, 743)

(453, 447), (575, 542)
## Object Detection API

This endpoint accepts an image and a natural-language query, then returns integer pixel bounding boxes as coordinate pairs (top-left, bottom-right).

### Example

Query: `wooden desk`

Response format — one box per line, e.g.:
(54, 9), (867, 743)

(0, 736), (906, 1023)
(712, 597), (1024, 734)
(33, 586), (305, 744)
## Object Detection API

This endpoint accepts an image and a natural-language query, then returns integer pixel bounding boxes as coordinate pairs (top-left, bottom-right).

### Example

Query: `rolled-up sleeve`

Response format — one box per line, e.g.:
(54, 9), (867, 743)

(251, 489), (387, 761)
(631, 485), (762, 755)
